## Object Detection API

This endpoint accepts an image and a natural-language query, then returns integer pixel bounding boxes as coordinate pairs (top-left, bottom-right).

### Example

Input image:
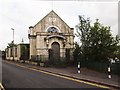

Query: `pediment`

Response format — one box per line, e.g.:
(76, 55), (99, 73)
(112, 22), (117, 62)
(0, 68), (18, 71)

(32, 10), (73, 34)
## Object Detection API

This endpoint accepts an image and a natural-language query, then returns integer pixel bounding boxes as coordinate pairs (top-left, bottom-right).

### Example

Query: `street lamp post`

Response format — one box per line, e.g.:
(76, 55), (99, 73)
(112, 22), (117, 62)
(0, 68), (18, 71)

(11, 28), (14, 61)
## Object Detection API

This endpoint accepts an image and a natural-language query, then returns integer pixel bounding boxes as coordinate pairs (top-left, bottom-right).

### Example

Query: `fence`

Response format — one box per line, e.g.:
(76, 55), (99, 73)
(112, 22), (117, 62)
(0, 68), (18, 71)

(81, 61), (120, 75)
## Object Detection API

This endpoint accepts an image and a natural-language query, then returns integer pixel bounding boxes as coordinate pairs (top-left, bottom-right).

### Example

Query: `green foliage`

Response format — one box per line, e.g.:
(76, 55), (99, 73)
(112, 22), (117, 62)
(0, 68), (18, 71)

(8, 41), (14, 47)
(73, 42), (82, 64)
(75, 16), (91, 62)
(82, 61), (120, 75)
(75, 16), (119, 63)
(114, 45), (120, 59)
(20, 44), (29, 60)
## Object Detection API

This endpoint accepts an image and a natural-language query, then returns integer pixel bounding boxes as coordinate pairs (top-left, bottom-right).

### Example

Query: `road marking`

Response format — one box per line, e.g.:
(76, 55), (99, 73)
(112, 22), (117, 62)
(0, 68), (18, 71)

(5, 61), (110, 89)
(0, 82), (5, 90)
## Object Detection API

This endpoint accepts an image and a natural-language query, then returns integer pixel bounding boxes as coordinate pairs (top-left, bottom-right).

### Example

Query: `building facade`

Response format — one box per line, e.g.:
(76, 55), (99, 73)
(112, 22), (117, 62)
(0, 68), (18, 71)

(6, 43), (29, 61)
(28, 10), (74, 65)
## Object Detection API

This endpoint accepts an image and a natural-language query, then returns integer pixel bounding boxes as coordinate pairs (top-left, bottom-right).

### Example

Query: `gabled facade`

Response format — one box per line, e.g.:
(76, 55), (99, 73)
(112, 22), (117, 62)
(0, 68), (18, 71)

(28, 10), (74, 65)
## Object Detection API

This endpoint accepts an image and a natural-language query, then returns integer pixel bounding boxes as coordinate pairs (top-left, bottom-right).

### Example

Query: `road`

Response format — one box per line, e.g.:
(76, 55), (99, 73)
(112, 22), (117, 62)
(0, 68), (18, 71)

(2, 60), (105, 89)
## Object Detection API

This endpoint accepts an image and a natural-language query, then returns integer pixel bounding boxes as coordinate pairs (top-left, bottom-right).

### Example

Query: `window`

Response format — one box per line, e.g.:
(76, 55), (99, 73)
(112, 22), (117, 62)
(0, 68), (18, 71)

(47, 27), (58, 33)
(15, 47), (17, 57)
(10, 48), (12, 57)
(7, 49), (9, 57)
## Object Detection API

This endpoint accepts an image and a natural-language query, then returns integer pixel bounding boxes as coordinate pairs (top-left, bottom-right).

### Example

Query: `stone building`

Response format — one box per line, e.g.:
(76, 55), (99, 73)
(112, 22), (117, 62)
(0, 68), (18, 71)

(28, 10), (74, 65)
(6, 43), (29, 61)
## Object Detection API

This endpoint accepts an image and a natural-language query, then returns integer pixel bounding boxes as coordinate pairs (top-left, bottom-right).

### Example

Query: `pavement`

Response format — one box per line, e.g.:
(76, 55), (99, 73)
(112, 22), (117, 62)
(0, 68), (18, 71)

(30, 64), (120, 89)
(36, 66), (120, 89)
(4, 60), (120, 89)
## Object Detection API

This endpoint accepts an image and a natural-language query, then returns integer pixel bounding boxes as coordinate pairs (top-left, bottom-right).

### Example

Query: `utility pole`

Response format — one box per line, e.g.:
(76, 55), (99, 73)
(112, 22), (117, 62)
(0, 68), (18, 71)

(11, 28), (14, 61)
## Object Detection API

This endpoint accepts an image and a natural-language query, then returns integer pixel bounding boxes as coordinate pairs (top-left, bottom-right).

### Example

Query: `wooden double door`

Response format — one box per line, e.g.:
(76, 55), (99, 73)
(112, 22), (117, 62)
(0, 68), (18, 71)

(49, 42), (60, 65)
(48, 42), (70, 65)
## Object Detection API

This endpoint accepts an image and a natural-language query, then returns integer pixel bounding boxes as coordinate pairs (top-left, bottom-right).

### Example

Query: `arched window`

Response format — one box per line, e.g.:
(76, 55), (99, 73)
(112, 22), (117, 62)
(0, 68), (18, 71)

(47, 27), (58, 33)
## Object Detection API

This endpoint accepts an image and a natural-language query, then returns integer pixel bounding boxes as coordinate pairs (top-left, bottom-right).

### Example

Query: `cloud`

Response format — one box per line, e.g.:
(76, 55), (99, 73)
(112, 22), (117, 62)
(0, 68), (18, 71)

(0, 0), (118, 50)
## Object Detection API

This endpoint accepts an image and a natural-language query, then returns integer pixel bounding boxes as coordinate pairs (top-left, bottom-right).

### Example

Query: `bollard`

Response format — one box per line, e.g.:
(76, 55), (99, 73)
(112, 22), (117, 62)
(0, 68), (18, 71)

(108, 66), (111, 79)
(78, 62), (80, 73)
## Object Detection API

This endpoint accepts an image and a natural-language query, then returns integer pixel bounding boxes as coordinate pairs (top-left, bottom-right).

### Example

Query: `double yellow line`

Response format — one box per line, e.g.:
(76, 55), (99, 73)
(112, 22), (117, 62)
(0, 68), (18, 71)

(6, 61), (110, 89)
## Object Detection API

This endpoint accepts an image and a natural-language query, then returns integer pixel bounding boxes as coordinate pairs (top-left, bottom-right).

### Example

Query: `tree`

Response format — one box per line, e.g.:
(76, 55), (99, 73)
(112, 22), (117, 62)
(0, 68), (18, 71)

(20, 44), (29, 61)
(88, 19), (119, 62)
(75, 16), (119, 62)
(8, 41), (15, 61)
(75, 16), (91, 62)
(73, 42), (82, 64)
(114, 45), (120, 60)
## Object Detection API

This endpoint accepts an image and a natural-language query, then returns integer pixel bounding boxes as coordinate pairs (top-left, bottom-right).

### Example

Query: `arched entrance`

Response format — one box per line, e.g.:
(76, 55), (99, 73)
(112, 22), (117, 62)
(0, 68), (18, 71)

(49, 42), (60, 65)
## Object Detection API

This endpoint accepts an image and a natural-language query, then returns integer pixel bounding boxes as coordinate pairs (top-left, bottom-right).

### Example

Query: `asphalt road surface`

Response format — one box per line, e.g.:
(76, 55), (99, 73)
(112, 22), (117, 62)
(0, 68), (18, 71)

(2, 60), (105, 89)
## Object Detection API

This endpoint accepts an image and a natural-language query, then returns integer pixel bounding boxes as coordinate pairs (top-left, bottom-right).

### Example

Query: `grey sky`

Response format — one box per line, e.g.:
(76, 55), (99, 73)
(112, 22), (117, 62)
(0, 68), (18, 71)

(0, 0), (119, 50)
